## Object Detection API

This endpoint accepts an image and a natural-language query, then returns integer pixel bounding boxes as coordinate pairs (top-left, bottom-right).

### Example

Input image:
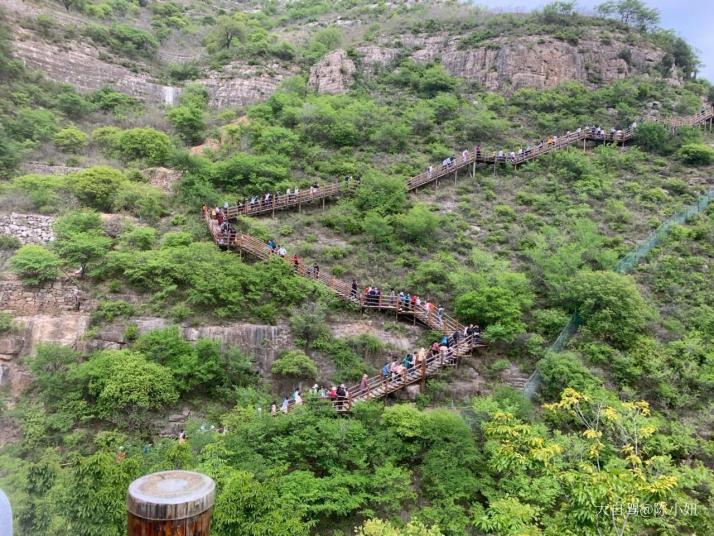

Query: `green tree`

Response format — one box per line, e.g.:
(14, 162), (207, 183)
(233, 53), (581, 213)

(53, 232), (112, 276)
(455, 287), (528, 342)
(60, 451), (137, 536)
(76, 350), (177, 417)
(356, 519), (443, 536)
(116, 128), (172, 164)
(597, 0), (660, 30)
(26, 343), (81, 405)
(566, 270), (654, 348)
(53, 126), (88, 153)
(634, 121), (669, 153)
(68, 166), (127, 210)
(395, 203), (441, 244)
(53, 210), (104, 239)
(271, 350), (319, 380)
(9, 245), (62, 285)
(209, 470), (310, 536)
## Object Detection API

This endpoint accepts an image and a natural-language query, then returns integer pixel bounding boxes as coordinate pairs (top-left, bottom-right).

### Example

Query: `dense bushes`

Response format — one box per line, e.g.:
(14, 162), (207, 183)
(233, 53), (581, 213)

(92, 127), (172, 165)
(9, 245), (62, 285)
(678, 143), (714, 165)
(8, 167), (166, 216)
(566, 270), (654, 349)
(271, 350), (319, 379)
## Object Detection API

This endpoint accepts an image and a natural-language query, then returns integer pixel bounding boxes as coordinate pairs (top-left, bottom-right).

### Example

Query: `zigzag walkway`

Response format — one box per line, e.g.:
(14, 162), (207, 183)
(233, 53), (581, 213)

(208, 106), (714, 409)
(224, 106), (714, 218)
(203, 209), (484, 411)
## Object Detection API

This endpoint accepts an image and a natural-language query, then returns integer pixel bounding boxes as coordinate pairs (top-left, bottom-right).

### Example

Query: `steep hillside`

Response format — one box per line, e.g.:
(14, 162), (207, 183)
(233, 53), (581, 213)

(1, 1), (714, 535)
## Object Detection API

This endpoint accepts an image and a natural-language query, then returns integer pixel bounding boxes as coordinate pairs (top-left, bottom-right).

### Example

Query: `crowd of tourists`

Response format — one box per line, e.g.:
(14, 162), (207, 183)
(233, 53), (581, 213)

(219, 176), (360, 216)
(422, 121), (642, 176)
(272, 323), (483, 414)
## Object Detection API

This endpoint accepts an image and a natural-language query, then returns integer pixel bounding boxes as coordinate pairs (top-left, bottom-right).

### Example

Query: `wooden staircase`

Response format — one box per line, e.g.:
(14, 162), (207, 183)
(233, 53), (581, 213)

(204, 210), (484, 410)
(220, 107), (714, 218)
(205, 106), (714, 409)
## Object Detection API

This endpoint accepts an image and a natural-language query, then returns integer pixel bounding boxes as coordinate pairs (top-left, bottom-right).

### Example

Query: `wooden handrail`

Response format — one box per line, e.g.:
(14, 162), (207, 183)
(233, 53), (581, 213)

(204, 208), (486, 411)
(204, 105), (714, 411)
(211, 107), (714, 218)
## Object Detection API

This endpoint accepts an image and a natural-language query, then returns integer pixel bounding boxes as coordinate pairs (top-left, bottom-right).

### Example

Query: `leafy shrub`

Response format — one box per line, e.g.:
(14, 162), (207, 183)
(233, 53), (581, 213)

(635, 122), (669, 153)
(0, 312), (14, 334)
(119, 226), (156, 250)
(0, 234), (21, 251)
(537, 351), (602, 400)
(271, 350), (319, 379)
(53, 210), (104, 239)
(53, 231), (112, 275)
(53, 126), (88, 153)
(67, 166), (126, 211)
(116, 128), (172, 164)
(111, 182), (166, 220)
(90, 300), (135, 326)
(76, 350), (177, 417)
(83, 23), (158, 59)
(9, 245), (62, 285)
(677, 143), (714, 165)
(566, 270), (654, 349)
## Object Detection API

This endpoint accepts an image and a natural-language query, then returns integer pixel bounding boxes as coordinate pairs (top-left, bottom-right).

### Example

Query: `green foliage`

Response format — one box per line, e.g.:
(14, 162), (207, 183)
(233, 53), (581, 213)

(9, 245), (62, 285)
(76, 349), (178, 417)
(210, 470), (310, 536)
(271, 350), (319, 379)
(677, 143), (714, 165)
(537, 351), (602, 399)
(597, 0), (660, 31)
(84, 23), (158, 59)
(394, 203), (441, 244)
(635, 121), (669, 153)
(134, 327), (219, 392)
(116, 128), (172, 164)
(53, 230), (112, 276)
(118, 226), (156, 250)
(67, 166), (126, 211)
(0, 311), (14, 334)
(567, 270), (654, 349)
(53, 126), (88, 153)
(167, 85), (208, 145)
(90, 300), (134, 325)
(0, 234), (21, 250)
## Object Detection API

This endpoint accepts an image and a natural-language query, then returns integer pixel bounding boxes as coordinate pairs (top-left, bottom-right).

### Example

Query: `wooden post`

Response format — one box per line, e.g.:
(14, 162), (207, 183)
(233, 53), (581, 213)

(322, 196), (325, 212)
(420, 354), (426, 392)
(472, 161), (475, 179)
(127, 471), (215, 536)
(272, 194), (276, 219)
(454, 170), (457, 184)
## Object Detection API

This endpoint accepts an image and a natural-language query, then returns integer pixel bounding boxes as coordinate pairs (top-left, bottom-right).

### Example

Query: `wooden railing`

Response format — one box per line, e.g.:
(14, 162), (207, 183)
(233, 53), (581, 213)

(204, 209), (484, 410)
(216, 106), (714, 218)
(204, 105), (714, 410)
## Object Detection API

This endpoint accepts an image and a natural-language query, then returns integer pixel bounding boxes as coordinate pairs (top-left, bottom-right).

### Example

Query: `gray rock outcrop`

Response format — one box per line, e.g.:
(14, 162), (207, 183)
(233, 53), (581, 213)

(308, 49), (356, 94)
(0, 213), (55, 244)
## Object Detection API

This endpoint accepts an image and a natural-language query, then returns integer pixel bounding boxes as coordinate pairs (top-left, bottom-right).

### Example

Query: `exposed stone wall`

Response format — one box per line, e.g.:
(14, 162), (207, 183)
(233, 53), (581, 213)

(86, 317), (292, 376)
(0, 213), (55, 244)
(308, 49), (356, 94)
(0, 273), (91, 316)
(22, 162), (83, 176)
(359, 33), (667, 93)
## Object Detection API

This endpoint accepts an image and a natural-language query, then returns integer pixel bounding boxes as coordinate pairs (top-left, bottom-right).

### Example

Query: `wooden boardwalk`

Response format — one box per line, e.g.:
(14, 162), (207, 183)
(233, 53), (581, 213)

(205, 106), (714, 409)
(221, 107), (714, 218)
(204, 211), (483, 410)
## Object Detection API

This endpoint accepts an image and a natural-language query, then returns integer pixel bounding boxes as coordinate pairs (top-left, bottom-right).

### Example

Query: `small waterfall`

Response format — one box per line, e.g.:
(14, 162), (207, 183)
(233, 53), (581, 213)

(162, 86), (181, 106)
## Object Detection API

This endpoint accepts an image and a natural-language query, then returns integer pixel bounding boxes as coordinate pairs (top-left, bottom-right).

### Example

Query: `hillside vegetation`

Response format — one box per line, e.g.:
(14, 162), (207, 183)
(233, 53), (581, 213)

(1, 1), (714, 535)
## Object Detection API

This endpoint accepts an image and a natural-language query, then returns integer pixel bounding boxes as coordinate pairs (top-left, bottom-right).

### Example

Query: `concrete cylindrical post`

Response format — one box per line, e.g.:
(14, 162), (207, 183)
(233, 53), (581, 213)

(127, 470), (215, 536)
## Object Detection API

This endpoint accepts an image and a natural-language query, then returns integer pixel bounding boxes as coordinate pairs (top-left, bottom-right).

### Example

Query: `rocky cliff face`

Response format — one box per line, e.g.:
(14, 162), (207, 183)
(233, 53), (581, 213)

(4, 0), (295, 108)
(360, 32), (666, 92)
(308, 49), (356, 94)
